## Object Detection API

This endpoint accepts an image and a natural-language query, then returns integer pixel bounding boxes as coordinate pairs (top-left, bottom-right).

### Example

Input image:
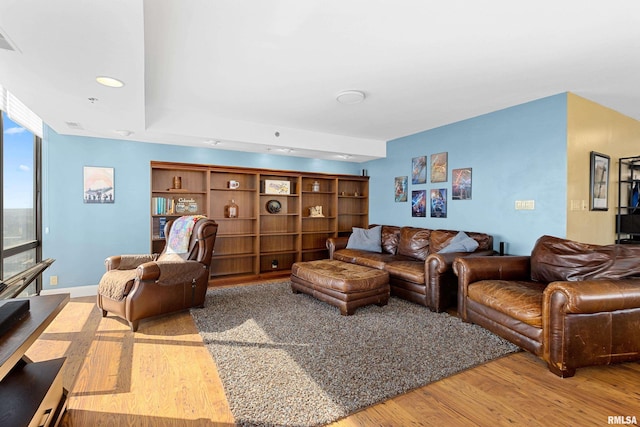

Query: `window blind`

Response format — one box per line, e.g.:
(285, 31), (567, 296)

(0, 84), (43, 138)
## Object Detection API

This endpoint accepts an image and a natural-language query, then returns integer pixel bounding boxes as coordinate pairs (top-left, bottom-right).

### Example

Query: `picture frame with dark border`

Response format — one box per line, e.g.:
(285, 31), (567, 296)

(411, 190), (426, 217)
(590, 151), (609, 211)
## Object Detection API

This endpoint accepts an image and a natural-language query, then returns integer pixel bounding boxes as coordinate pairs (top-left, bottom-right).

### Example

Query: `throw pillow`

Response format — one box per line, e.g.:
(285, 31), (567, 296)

(346, 226), (382, 253)
(438, 231), (479, 253)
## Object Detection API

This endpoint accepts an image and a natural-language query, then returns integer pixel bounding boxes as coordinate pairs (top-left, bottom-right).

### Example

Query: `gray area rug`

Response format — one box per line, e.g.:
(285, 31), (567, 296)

(191, 282), (519, 427)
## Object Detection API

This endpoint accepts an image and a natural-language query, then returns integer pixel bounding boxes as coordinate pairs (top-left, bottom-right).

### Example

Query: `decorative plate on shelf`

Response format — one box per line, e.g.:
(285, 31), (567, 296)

(266, 199), (282, 214)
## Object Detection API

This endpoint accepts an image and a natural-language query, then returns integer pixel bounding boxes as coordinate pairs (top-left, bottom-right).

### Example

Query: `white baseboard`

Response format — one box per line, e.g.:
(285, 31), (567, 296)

(41, 284), (98, 299)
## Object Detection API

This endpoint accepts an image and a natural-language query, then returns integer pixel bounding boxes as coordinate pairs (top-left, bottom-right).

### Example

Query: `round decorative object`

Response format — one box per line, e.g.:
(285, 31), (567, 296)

(266, 199), (282, 214)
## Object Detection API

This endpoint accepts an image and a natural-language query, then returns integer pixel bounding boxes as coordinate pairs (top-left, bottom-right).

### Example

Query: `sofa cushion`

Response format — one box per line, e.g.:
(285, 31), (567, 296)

(468, 280), (547, 327)
(531, 235), (640, 282)
(380, 225), (401, 254)
(430, 229), (491, 253)
(385, 260), (425, 283)
(437, 231), (479, 253)
(346, 226), (382, 253)
(397, 227), (431, 261)
(334, 249), (396, 270)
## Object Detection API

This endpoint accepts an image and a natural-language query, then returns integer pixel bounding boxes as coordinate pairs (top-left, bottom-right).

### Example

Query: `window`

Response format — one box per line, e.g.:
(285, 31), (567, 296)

(2, 108), (42, 295)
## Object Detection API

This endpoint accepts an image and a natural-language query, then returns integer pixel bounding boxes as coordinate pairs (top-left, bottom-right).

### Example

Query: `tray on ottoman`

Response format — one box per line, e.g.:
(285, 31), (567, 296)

(291, 259), (390, 315)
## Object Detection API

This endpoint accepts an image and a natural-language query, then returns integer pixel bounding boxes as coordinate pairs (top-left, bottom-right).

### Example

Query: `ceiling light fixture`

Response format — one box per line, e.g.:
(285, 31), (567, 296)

(204, 139), (221, 146)
(96, 76), (125, 88)
(336, 90), (366, 104)
(114, 129), (133, 137)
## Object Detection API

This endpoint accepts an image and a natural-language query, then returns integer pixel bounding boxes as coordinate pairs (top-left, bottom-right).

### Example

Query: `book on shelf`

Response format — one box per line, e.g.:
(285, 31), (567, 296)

(159, 217), (167, 238)
(152, 197), (176, 215)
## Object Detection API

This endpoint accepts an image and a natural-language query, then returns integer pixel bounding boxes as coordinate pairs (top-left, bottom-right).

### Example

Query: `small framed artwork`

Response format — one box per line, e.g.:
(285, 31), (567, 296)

(411, 190), (426, 217)
(590, 151), (610, 211)
(265, 179), (291, 195)
(452, 168), (472, 200)
(430, 188), (447, 218)
(412, 156), (427, 184)
(83, 166), (114, 203)
(431, 152), (448, 183)
(395, 176), (408, 202)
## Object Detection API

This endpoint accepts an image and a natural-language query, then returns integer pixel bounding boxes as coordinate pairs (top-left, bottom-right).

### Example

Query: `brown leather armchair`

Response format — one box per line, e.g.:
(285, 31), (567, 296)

(454, 235), (640, 377)
(97, 216), (218, 331)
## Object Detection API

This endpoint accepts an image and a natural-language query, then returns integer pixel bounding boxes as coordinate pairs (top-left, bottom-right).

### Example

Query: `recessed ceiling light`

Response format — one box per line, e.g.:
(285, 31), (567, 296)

(96, 76), (125, 88)
(114, 129), (133, 137)
(336, 90), (366, 104)
(203, 140), (221, 146)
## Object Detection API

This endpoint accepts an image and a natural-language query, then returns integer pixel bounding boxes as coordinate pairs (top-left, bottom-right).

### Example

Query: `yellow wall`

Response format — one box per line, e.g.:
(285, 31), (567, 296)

(567, 93), (640, 244)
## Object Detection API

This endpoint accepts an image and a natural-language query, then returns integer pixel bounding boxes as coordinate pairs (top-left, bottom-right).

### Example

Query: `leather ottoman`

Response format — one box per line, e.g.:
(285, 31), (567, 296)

(290, 259), (390, 315)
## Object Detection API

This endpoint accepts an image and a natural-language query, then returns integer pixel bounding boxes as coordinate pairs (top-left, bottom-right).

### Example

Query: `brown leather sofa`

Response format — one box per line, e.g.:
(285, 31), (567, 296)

(454, 235), (640, 377)
(97, 217), (218, 331)
(327, 226), (494, 312)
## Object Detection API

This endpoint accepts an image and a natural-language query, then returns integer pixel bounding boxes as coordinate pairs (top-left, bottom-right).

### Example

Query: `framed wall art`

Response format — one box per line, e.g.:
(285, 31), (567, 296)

(430, 152), (448, 183)
(430, 188), (447, 218)
(411, 190), (426, 217)
(265, 179), (291, 195)
(395, 176), (408, 202)
(83, 166), (114, 203)
(590, 151), (609, 211)
(452, 168), (472, 200)
(412, 156), (427, 184)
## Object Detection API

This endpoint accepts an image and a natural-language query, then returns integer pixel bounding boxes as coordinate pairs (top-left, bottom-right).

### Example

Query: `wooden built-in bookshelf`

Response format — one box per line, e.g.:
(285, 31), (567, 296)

(151, 161), (369, 285)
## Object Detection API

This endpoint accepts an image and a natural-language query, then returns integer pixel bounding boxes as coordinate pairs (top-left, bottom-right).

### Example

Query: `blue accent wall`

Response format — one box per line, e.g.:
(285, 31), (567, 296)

(42, 131), (362, 289)
(364, 94), (568, 255)
(42, 93), (568, 290)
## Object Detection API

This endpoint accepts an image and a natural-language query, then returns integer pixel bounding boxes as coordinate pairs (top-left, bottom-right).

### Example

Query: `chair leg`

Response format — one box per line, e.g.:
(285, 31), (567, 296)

(101, 309), (107, 317)
(129, 320), (139, 332)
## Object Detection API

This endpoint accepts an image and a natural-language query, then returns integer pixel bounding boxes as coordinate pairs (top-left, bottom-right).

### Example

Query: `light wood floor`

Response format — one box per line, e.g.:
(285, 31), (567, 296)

(25, 293), (640, 427)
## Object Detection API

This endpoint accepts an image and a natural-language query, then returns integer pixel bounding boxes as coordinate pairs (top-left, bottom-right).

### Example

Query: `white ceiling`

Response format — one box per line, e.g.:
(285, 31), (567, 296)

(0, 1), (639, 163)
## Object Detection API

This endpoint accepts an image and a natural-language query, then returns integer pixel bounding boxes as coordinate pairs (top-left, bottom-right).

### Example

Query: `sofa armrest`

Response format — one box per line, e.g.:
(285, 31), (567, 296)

(105, 254), (158, 271)
(136, 260), (206, 286)
(454, 256), (531, 321)
(543, 279), (640, 377)
(428, 249), (497, 272)
(544, 279), (640, 315)
(453, 255), (531, 285)
(136, 261), (161, 281)
(327, 236), (349, 259)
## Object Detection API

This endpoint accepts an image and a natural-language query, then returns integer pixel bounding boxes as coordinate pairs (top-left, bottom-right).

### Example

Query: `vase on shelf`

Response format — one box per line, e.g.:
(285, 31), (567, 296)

(225, 199), (238, 218)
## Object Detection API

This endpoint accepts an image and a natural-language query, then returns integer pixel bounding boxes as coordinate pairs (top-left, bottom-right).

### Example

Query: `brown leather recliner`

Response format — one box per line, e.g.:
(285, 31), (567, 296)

(454, 235), (640, 377)
(97, 216), (218, 331)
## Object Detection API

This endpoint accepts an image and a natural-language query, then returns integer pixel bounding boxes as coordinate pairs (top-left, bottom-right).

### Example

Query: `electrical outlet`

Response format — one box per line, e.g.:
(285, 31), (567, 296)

(50, 275), (58, 286)
(515, 200), (535, 210)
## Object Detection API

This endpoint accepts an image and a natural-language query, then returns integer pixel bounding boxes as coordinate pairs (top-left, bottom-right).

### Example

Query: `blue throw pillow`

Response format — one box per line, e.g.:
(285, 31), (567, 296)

(438, 231), (479, 253)
(346, 226), (382, 253)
